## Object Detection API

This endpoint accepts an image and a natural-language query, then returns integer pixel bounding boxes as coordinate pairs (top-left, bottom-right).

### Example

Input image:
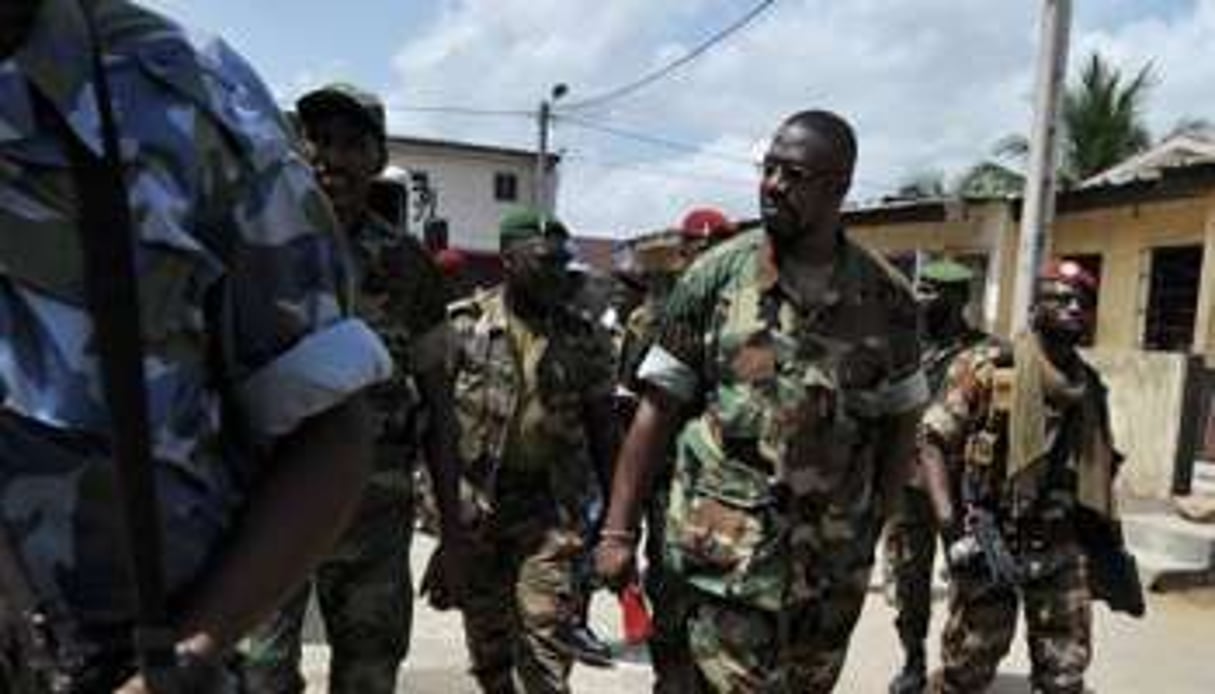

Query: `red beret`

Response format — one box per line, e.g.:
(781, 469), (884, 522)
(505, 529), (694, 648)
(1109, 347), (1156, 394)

(1039, 259), (1098, 293)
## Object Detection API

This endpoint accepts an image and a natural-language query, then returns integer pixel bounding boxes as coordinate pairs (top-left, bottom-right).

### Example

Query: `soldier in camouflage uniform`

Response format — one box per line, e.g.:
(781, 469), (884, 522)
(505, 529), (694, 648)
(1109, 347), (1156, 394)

(618, 214), (740, 693)
(0, 1), (389, 690)
(243, 84), (464, 694)
(597, 111), (929, 692)
(921, 261), (1127, 694)
(885, 259), (989, 694)
(448, 208), (617, 694)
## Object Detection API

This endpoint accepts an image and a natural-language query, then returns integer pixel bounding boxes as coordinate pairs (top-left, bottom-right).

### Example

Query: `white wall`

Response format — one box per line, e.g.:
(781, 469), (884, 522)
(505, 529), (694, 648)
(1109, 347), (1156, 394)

(386, 140), (558, 253)
(1085, 348), (1190, 501)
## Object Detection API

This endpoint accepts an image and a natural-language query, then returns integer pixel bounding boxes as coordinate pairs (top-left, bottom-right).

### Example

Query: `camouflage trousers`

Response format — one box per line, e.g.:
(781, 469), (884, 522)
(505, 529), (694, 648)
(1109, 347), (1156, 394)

(459, 481), (581, 694)
(643, 474), (697, 694)
(931, 542), (1092, 694)
(683, 563), (873, 693)
(883, 487), (939, 656)
(243, 446), (415, 694)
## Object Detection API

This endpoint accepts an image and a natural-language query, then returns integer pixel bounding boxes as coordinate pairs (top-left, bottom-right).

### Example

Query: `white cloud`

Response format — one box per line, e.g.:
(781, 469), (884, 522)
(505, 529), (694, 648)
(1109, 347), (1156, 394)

(1075, 0), (1215, 136)
(380, 0), (1211, 237)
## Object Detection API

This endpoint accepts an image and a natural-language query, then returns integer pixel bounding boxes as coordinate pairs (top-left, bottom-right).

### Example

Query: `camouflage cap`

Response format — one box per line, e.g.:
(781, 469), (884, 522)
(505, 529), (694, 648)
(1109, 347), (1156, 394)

(920, 258), (974, 284)
(499, 206), (569, 248)
(296, 83), (386, 142)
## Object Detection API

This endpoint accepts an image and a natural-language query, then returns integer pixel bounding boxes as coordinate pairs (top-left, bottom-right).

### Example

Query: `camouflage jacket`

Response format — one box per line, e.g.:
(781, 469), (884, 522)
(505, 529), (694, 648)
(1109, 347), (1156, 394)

(0, 0), (390, 635)
(639, 229), (928, 611)
(449, 287), (613, 524)
(921, 341), (1117, 530)
(923, 329), (990, 396)
(346, 213), (448, 448)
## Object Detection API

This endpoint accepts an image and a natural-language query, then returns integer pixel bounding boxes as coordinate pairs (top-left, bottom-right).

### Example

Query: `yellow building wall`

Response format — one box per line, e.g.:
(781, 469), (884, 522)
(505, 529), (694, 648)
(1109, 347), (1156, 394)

(850, 195), (1215, 359)
(1054, 197), (1210, 356)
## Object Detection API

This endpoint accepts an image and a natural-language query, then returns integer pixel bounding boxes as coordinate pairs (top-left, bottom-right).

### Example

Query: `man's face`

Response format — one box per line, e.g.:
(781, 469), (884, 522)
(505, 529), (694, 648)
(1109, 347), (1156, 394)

(917, 279), (969, 336)
(759, 122), (851, 245)
(302, 110), (382, 227)
(0, 0), (42, 59)
(503, 235), (572, 309)
(1033, 279), (1094, 345)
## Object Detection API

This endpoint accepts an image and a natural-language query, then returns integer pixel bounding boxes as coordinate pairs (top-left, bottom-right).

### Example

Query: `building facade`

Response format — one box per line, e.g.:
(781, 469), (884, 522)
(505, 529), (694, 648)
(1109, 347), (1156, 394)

(385, 136), (559, 254)
(847, 161), (1215, 499)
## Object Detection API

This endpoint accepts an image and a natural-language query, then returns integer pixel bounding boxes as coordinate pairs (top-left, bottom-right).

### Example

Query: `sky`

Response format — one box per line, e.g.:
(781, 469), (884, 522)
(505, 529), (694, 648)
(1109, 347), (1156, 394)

(141, 0), (1211, 238)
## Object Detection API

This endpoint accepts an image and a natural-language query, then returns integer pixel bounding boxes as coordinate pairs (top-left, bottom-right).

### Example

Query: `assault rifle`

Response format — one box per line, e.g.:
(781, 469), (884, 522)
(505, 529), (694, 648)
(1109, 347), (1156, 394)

(948, 507), (1026, 589)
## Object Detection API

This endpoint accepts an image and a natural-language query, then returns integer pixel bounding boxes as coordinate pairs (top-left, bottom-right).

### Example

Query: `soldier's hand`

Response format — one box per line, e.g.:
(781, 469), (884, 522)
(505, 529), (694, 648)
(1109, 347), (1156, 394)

(594, 533), (637, 592)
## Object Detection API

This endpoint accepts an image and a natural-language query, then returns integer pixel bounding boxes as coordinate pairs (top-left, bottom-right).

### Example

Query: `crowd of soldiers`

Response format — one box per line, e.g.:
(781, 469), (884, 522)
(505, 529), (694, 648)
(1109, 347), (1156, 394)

(0, 1), (1143, 693)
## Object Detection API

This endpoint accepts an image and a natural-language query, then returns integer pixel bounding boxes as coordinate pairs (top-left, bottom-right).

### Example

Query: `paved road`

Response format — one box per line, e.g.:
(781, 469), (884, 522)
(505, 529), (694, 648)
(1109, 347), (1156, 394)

(295, 535), (1215, 692)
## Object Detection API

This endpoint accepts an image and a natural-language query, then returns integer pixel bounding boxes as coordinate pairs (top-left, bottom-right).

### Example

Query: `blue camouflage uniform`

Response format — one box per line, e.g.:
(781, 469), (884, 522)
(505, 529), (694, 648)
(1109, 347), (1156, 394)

(0, 0), (390, 683)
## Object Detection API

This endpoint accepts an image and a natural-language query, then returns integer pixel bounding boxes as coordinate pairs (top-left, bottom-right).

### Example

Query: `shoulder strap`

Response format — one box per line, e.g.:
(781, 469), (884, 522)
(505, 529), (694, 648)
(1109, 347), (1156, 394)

(27, 4), (176, 676)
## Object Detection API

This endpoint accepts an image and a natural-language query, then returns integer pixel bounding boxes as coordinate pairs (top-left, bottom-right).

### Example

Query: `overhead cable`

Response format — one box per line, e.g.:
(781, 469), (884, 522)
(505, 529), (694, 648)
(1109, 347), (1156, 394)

(559, 0), (778, 112)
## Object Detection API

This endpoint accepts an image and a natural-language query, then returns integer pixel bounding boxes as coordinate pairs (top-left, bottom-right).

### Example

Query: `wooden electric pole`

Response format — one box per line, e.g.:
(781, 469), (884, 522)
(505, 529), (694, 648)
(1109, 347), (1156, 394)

(1011, 0), (1072, 334)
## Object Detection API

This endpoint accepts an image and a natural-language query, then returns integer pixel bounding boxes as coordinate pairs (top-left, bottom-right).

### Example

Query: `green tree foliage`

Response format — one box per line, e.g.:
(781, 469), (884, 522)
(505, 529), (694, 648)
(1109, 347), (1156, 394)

(958, 52), (1157, 197)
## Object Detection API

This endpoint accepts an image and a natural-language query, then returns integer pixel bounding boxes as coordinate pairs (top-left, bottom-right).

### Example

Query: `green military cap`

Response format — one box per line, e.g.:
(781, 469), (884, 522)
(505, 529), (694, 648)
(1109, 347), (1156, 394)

(498, 206), (569, 248)
(920, 258), (974, 284)
(296, 82), (386, 141)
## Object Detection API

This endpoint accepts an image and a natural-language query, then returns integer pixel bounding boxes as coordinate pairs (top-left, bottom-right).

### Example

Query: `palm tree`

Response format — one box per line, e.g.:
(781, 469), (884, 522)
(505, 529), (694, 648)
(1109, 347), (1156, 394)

(963, 52), (1155, 194)
(1059, 52), (1153, 182)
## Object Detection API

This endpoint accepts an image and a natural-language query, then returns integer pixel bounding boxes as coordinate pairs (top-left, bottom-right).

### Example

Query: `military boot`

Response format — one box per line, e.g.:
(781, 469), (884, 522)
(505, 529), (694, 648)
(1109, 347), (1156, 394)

(889, 647), (927, 694)
(552, 622), (614, 668)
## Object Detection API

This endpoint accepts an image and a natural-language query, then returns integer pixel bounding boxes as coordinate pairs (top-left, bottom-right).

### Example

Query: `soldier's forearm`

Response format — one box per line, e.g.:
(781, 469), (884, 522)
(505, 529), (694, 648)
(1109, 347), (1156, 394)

(920, 441), (956, 528)
(602, 391), (680, 535)
(177, 393), (375, 655)
(585, 394), (621, 498)
(417, 369), (463, 538)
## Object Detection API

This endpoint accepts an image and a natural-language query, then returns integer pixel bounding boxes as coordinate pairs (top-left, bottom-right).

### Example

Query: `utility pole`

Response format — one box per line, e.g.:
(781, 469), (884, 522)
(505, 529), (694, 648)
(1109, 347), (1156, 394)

(1011, 0), (1072, 334)
(535, 83), (568, 213)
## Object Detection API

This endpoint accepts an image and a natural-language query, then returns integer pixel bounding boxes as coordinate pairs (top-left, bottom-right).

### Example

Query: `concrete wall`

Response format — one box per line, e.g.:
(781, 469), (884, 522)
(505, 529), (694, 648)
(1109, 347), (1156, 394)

(850, 194), (1215, 361)
(850, 201), (1013, 332)
(1084, 348), (1190, 500)
(1054, 197), (1209, 353)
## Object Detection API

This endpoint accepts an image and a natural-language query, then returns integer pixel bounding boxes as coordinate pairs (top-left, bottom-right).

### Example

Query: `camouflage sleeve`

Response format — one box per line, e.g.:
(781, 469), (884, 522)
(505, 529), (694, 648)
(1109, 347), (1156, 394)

(637, 256), (726, 402)
(921, 348), (988, 457)
(385, 235), (450, 373)
(226, 147), (391, 438)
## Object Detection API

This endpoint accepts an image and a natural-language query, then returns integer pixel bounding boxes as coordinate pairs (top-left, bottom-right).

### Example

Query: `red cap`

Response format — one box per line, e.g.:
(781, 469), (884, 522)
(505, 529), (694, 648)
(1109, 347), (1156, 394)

(435, 248), (467, 277)
(680, 207), (734, 241)
(1039, 259), (1098, 293)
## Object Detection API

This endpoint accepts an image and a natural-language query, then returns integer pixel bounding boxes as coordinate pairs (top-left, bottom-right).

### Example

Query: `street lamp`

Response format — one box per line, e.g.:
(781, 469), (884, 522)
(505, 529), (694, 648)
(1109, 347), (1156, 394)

(535, 83), (568, 212)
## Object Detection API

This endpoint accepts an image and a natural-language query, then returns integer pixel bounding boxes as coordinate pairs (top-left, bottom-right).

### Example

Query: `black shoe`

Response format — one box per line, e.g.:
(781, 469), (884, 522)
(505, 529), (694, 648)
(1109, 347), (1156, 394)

(552, 624), (615, 668)
(888, 661), (927, 694)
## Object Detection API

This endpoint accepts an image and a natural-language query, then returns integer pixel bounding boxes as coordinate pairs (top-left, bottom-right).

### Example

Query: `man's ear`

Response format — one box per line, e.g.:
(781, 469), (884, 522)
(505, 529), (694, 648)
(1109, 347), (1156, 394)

(829, 174), (853, 199)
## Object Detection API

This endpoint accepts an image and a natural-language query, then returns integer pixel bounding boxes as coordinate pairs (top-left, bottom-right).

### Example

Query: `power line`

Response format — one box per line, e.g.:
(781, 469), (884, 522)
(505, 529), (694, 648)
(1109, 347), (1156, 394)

(382, 101), (531, 118)
(559, 0), (779, 112)
(558, 115), (757, 165)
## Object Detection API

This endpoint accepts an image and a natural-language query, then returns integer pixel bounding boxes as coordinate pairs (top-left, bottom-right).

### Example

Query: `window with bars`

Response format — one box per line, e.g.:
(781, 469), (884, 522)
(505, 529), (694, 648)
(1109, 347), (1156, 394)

(1143, 245), (1203, 352)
